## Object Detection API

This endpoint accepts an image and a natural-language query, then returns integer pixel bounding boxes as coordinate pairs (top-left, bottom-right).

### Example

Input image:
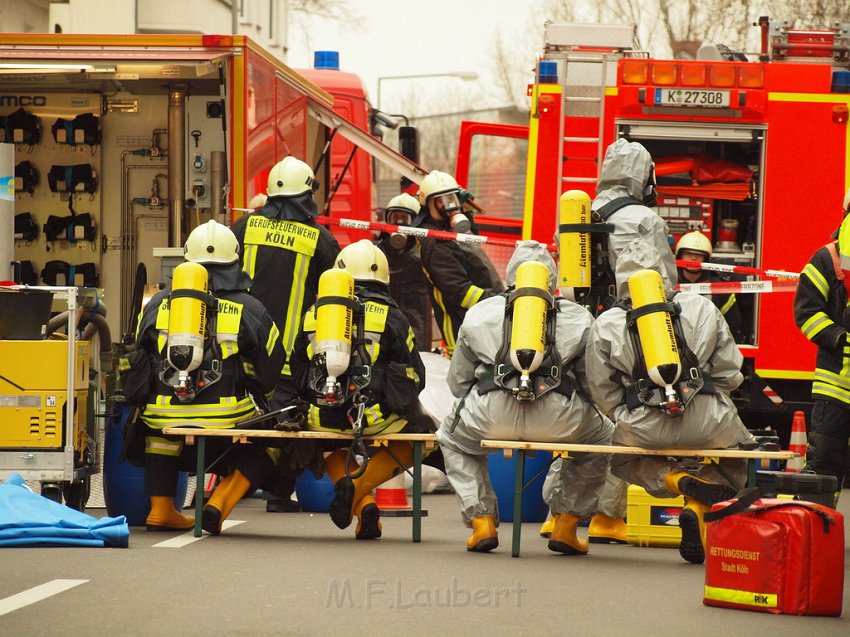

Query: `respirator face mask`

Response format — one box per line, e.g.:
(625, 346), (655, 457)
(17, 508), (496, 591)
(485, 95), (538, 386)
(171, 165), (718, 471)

(433, 192), (470, 233)
(386, 208), (415, 249)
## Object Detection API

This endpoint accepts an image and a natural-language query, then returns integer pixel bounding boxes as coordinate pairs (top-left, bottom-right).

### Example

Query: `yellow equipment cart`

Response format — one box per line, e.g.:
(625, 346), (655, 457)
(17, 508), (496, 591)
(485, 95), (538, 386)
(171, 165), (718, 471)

(0, 286), (101, 510)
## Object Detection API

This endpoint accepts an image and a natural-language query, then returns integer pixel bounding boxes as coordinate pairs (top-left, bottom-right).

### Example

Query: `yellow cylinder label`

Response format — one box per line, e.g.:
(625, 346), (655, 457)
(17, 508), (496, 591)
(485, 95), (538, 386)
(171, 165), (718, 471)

(316, 268), (354, 347)
(170, 261), (208, 341)
(510, 261), (549, 373)
(628, 269), (680, 373)
(558, 190), (592, 294)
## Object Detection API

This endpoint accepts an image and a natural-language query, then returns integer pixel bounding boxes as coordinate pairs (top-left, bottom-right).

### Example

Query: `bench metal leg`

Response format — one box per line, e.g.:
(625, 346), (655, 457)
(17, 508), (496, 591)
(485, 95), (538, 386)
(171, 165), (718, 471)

(194, 437), (205, 538)
(413, 442), (422, 543)
(511, 449), (525, 558)
(746, 458), (756, 488)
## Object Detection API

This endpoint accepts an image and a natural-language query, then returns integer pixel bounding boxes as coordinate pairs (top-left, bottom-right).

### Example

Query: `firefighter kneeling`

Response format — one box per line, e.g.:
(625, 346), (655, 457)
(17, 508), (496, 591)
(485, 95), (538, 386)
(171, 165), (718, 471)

(585, 239), (755, 564)
(437, 241), (614, 554)
(291, 240), (433, 540)
(134, 220), (286, 534)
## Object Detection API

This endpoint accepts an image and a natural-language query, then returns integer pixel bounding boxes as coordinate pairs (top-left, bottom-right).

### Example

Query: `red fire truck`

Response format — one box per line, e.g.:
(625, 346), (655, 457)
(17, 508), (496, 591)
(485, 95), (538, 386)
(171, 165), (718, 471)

(456, 19), (850, 438)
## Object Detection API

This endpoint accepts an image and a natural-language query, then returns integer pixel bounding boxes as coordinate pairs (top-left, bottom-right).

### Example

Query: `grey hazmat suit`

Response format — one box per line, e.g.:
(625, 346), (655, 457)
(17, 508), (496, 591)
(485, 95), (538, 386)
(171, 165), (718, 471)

(436, 241), (614, 525)
(595, 138), (678, 287)
(593, 139), (679, 518)
(585, 239), (754, 497)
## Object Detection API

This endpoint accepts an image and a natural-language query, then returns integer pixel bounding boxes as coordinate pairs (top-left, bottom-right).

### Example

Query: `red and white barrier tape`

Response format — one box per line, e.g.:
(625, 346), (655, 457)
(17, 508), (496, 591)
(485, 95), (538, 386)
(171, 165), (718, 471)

(318, 216), (542, 249)
(232, 211), (802, 277)
(676, 259), (800, 280)
(678, 280), (798, 294)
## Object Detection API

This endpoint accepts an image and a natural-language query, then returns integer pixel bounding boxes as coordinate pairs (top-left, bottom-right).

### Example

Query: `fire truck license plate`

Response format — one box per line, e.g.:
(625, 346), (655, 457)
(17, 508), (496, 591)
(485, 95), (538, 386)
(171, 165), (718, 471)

(655, 88), (730, 107)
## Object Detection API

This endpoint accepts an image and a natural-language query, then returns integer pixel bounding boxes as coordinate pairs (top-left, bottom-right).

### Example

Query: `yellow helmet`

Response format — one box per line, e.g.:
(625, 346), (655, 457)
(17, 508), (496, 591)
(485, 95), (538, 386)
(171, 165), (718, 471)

(336, 239), (389, 284)
(267, 156), (318, 197)
(184, 219), (240, 264)
(675, 231), (712, 259)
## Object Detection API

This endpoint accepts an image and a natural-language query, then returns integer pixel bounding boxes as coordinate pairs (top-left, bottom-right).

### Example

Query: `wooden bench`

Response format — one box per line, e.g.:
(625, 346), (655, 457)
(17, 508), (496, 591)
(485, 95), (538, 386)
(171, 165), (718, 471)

(479, 440), (798, 557)
(162, 427), (437, 540)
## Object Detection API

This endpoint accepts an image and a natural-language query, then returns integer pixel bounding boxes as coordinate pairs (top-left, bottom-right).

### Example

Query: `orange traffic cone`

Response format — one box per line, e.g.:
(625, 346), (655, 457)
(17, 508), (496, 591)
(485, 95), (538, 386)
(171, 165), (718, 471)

(785, 410), (808, 472)
(375, 473), (414, 518)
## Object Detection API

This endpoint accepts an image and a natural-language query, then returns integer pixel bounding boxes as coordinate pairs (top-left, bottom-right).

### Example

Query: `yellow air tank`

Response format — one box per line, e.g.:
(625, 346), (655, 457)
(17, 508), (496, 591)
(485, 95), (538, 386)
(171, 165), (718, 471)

(627, 269), (682, 409)
(558, 190), (592, 302)
(315, 268), (355, 399)
(166, 261), (209, 377)
(510, 261), (551, 399)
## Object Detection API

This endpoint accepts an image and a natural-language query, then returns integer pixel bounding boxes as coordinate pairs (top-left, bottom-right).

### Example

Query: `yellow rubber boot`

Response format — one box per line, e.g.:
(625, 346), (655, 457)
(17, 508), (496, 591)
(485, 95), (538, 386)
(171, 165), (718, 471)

(202, 469), (252, 535)
(329, 442), (414, 530)
(146, 495), (194, 532)
(678, 497), (711, 564)
(467, 515), (498, 552)
(539, 515), (555, 538)
(324, 450), (352, 483)
(663, 471), (736, 504)
(588, 513), (628, 544)
(354, 494), (382, 540)
(548, 513), (589, 555)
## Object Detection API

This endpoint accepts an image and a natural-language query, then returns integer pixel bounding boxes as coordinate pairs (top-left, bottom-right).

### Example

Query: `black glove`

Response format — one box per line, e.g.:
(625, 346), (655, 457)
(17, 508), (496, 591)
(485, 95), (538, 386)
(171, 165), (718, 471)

(273, 400), (309, 432)
(458, 189), (475, 205)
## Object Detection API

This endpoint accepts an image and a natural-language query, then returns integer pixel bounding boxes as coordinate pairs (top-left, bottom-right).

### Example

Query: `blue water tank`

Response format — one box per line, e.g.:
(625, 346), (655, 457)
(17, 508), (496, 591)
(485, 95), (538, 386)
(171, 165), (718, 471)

(488, 451), (550, 522)
(295, 471), (335, 513)
(538, 60), (559, 84)
(314, 50), (340, 71)
(103, 402), (188, 526)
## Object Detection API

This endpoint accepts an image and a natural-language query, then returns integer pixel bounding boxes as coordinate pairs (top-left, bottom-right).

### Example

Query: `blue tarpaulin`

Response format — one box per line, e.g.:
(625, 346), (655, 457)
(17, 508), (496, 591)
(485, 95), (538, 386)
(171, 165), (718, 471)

(0, 473), (129, 547)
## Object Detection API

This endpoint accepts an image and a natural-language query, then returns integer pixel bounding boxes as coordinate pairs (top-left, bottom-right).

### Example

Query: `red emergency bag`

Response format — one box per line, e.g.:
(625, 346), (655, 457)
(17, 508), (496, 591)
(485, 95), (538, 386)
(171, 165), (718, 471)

(703, 490), (844, 616)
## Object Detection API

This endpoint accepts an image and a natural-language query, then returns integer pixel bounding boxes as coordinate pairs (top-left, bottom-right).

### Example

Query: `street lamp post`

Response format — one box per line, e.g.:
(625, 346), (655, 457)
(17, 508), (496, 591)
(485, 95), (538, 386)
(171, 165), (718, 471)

(376, 71), (478, 111)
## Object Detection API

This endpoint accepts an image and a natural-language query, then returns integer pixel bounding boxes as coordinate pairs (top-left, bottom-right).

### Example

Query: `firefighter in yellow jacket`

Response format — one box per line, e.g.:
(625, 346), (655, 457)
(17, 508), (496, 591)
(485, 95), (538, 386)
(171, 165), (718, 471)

(794, 209), (850, 505)
(135, 220), (285, 533)
(291, 240), (432, 539)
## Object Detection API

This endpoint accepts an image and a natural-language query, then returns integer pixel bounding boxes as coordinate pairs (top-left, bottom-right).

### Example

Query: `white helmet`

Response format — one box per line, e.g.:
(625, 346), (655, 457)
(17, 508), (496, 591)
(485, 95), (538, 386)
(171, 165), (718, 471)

(675, 231), (713, 259)
(385, 192), (420, 225)
(335, 239), (389, 284)
(267, 156), (318, 197)
(184, 219), (240, 264)
(417, 170), (460, 206)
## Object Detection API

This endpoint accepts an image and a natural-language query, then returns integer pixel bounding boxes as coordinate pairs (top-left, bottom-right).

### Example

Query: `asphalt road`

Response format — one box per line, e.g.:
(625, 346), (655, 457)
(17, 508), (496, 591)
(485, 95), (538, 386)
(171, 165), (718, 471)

(1, 487), (848, 636)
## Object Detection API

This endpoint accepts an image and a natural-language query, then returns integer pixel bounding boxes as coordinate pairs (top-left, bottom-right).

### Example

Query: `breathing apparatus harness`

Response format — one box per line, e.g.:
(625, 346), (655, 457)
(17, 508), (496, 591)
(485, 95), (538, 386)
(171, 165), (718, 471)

(618, 295), (714, 416)
(306, 294), (373, 479)
(478, 291), (574, 402)
(562, 192), (655, 316)
(159, 285), (223, 404)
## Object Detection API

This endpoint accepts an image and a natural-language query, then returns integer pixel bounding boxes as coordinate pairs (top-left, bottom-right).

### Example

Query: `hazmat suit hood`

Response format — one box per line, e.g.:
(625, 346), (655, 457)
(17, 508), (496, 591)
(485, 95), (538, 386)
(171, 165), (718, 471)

(257, 192), (318, 221)
(614, 238), (674, 300)
(505, 240), (557, 292)
(595, 139), (654, 206)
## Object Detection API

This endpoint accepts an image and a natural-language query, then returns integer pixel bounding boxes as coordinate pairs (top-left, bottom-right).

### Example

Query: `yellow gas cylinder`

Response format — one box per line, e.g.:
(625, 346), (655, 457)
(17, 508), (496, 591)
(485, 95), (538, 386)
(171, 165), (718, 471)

(510, 261), (551, 396)
(315, 268), (355, 394)
(627, 269), (681, 404)
(558, 190), (592, 301)
(166, 261), (209, 375)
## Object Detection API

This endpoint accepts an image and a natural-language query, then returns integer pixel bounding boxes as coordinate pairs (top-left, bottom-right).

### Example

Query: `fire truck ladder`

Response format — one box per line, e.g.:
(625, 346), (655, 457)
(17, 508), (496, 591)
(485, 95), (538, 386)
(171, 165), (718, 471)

(542, 23), (636, 191)
(559, 51), (615, 188)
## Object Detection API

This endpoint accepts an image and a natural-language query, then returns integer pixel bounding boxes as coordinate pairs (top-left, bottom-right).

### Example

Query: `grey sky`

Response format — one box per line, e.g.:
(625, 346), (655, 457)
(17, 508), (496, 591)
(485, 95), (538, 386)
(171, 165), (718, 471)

(287, 0), (538, 111)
